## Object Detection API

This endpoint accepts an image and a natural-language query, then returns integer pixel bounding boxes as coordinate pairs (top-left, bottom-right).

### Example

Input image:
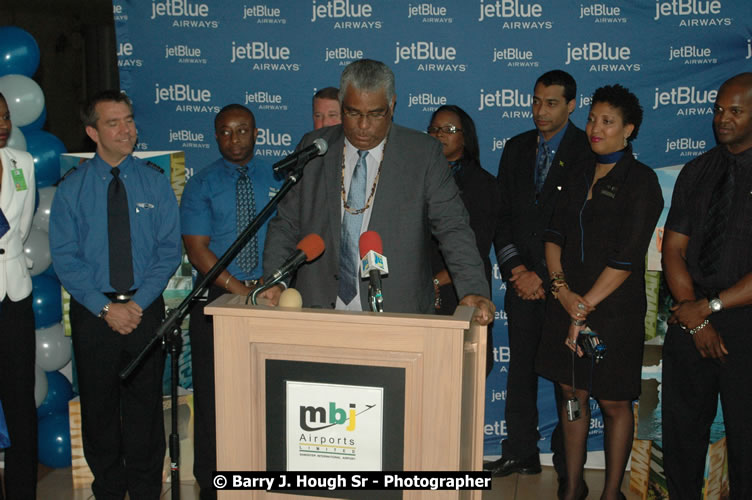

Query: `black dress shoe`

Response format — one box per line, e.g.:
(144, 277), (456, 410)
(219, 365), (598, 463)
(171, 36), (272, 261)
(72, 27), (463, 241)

(483, 454), (542, 477)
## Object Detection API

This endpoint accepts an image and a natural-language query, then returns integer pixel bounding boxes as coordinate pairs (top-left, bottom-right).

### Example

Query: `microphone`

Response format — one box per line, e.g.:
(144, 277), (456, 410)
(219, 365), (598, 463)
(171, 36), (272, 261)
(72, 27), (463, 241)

(273, 138), (328, 176)
(359, 231), (388, 313)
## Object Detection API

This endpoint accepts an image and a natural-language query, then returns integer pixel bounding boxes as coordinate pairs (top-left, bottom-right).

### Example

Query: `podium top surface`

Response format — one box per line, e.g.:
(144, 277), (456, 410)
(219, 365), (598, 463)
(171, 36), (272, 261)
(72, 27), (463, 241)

(204, 294), (477, 328)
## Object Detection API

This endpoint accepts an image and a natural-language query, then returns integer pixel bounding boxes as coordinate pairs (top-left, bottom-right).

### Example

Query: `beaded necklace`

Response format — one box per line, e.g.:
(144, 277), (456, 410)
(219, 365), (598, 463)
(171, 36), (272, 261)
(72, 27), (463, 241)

(340, 136), (387, 215)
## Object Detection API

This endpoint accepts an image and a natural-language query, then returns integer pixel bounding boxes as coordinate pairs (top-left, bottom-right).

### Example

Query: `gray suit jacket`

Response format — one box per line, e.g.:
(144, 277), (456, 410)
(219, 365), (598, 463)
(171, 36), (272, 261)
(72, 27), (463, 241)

(262, 123), (489, 313)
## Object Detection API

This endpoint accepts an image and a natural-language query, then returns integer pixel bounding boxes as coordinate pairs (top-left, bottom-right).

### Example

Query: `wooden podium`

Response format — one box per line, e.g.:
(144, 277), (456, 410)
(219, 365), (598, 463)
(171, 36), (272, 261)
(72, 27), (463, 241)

(205, 294), (487, 499)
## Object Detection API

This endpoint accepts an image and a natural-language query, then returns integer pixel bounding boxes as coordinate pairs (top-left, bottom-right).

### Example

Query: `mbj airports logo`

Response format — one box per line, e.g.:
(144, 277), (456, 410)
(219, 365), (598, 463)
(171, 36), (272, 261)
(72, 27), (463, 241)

(153, 83), (220, 113)
(564, 42), (640, 72)
(117, 42), (143, 68)
(324, 47), (364, 66)
(652, 0), (732, 27)
(242, 4), (287, 24)
(298, 401), (377, 457)
(578, 3), (628, 23)
(310, 0), (383, 30)
(407, 3), (454, 24)
(477, 0), (553, 30)
(652, 86), (717, 116)
(230, 41), (300, 72)
(478, 88), (533, 119)
(492, 47), (539, 69)
(394, 41), (466, 72)
(149, 0), (220, 28)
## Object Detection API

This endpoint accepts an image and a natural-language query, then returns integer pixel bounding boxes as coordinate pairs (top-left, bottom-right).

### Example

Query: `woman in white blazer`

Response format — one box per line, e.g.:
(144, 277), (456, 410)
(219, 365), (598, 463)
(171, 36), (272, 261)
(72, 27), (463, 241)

(0, 91), (38, 498)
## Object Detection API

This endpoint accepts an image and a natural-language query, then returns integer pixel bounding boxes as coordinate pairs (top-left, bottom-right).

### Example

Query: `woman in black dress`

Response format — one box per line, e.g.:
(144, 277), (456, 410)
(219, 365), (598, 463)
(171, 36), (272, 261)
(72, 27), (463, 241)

(535, 85), (662, 500)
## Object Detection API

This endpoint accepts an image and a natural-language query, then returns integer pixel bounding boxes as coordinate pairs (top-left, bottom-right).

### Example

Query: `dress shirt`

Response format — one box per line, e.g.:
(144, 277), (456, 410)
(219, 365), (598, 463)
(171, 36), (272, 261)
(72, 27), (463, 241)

(49, 153), (181, 315)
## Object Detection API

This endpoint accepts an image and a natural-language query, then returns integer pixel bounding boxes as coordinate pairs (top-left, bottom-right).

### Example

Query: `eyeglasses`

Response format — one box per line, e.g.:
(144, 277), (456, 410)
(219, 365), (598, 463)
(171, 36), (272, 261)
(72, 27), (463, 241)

(427, 124), (462, 135)
(343, 109), (390, 121)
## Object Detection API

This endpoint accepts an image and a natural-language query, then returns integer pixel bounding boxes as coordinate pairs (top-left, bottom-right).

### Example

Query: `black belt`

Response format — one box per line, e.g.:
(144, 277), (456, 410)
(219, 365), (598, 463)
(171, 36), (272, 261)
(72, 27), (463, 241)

(104, 290), (138, 303)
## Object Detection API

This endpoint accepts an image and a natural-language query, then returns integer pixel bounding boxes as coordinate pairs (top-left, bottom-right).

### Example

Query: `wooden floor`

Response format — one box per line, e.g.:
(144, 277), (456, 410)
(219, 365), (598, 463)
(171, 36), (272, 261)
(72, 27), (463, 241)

(36, 465), (641, 499)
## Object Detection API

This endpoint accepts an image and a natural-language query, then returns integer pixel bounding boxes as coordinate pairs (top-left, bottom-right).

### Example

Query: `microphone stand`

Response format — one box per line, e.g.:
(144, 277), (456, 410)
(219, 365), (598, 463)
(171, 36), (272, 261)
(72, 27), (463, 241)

(119, 156), (311, 499)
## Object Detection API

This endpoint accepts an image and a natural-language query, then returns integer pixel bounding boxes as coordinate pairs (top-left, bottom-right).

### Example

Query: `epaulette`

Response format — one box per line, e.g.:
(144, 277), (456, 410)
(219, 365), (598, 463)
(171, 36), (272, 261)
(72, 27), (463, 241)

(143, 160), (165, 175)
(54, 166), (77, 186)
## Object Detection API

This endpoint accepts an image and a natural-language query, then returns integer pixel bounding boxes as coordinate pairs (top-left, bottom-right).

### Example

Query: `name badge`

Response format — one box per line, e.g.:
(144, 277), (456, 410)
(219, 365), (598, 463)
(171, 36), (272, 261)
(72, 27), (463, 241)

(600, 184), (618, 199)
(11, 168), (28, 191)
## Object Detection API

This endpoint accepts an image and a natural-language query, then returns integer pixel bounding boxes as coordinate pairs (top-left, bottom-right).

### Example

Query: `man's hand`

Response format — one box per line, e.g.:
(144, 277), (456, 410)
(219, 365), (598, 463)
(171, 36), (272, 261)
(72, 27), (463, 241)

(104, 300), (142, 335)
(509, 266), (544, 300)
(692, 322), (729, 360)
(257, 284), (284, 306)
(669, 299), (709, 330)
(459, 295), (496, 326)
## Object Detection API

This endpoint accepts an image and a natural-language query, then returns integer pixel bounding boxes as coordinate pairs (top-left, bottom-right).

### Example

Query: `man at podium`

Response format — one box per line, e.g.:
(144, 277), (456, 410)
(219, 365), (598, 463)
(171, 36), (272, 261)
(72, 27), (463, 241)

(261, 59), (494, 325)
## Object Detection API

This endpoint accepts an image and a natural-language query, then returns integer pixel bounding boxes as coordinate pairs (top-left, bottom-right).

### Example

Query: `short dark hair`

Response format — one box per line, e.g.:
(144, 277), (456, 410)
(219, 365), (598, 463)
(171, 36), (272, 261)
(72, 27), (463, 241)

(430, 105), (480, 166)
(314, 87), (339, 101)
(535, 70), (577, 102)
(591, 84), (643, 141)
(214, 104), (255, 131)
(81, 90), (133, 128)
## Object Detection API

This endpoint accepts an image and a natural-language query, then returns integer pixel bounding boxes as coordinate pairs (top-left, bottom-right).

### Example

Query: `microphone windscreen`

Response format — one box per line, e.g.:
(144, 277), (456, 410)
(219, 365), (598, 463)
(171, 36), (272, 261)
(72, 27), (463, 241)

(278, 288), (303, 308)
(296, 233), (325, 261)
(313, 137), (328, 155)
(359, 231), (383, 259)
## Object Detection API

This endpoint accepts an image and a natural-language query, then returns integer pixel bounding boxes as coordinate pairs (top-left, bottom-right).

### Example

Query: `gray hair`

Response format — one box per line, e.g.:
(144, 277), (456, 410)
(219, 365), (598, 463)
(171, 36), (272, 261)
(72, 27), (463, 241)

(339, 59), (395, 104)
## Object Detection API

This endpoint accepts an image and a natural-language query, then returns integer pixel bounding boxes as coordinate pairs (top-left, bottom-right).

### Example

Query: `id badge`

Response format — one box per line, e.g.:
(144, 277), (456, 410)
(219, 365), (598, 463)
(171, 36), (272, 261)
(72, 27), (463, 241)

(11, 168), (28, 191)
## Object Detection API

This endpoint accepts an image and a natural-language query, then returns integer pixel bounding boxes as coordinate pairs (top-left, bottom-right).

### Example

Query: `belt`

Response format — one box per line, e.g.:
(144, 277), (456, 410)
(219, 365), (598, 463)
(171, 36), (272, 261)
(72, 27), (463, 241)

(104, 290), (138, 303)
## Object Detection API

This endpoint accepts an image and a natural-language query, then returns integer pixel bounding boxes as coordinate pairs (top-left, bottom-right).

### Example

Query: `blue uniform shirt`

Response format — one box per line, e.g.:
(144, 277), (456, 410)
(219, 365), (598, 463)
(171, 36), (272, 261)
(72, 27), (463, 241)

(180, 156), (281, 281)
(49, 153), (182, 315)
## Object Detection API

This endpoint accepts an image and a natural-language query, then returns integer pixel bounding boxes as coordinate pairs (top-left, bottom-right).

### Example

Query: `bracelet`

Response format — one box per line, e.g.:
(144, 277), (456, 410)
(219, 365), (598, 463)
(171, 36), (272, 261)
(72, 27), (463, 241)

(688, 319), (710, 336)
(224, 275), (232, 289)
(433, 278), (441, 309)
(571, 318), (586, 326)
(551, 280), (569, 299)
(550, 271), (565, 281)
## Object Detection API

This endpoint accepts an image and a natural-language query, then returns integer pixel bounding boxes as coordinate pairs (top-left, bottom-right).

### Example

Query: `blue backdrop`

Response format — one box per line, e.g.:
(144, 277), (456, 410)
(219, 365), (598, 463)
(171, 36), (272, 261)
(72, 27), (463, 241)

(112, 0), (751, 458)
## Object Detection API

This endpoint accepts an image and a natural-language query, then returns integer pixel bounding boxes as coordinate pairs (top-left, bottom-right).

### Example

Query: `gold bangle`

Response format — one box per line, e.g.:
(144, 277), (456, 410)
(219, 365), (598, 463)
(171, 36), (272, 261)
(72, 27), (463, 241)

(224, 275), (232, 289)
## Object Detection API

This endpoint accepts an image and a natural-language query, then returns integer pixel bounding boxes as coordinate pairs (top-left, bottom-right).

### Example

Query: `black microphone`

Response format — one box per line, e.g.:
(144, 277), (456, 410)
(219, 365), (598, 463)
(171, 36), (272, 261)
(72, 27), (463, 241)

(272, 138), (328, 176)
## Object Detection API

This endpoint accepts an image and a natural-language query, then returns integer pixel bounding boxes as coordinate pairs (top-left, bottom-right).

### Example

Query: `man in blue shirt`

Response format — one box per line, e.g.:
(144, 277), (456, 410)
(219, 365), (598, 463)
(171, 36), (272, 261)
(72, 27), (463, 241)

(49, 90), (181, 498)
(180, 103), (280, 499)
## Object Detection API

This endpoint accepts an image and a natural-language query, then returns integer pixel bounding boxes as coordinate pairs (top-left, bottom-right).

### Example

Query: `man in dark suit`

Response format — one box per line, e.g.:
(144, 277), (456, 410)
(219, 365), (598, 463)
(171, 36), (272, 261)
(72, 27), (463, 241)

(261, 58), (494, 324)
(485, 70), (592, 490)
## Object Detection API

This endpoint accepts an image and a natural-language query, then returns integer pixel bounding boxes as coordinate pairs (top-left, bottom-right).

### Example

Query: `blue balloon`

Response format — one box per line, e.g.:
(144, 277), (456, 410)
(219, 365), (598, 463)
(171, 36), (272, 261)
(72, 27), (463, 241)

(25, 131), (67, 188)
(31, 274), (62, 328)
(37, 371), (74, 418)
(37, 413), (72, 468)
(19, 106), (47, 133)
(0, 27), (40, 77)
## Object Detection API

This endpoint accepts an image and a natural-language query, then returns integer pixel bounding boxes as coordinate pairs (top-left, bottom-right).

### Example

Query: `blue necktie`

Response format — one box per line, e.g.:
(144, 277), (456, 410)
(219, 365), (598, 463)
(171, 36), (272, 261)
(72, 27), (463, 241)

(535, 142), (552, 193)
(236, 166), (258, 273)
(338, 150), (368, 305)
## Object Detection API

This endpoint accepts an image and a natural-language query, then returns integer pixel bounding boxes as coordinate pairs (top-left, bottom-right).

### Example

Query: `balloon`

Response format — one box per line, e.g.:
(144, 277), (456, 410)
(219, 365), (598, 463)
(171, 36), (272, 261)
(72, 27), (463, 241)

(25, 130), (66, 188)
(34, 364), (48, 408)
(0, 74), (45, 127)
(19, 106), (46, 133)
(37, 413), (72, 468)
(35, 322), (72, 372)
(32, 185), (56, 232)
(7, 125), (26, 150)
(23, 227), (52, 276)
(37, 371), (74, 418)
(31, 273), (62, 329)
(0, 27), (40, 77)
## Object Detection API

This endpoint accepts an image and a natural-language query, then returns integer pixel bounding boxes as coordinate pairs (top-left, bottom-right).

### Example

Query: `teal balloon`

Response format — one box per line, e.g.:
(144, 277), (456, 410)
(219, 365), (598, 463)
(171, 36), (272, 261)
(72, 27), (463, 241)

(37, 413), (72, 468)
(31, 274), (62, 329)
(0, 27), (40, 77)
(25, 131), (67, 188)
(37, 371), (74, 417)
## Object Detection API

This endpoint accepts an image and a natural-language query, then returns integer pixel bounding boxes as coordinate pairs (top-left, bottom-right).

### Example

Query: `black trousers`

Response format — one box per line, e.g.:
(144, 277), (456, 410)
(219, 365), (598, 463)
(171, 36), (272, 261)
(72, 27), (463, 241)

(662, 324), (752, 500)
(189, 284), (227, 500)
(70, 296), (166, 500)
(503, 293), (567, 477)
(0, 294), (37, 500)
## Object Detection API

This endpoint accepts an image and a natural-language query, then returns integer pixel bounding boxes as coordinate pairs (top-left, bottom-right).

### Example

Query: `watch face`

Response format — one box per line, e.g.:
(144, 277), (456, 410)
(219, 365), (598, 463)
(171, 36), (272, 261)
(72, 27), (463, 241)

(710, 298), (722, 312)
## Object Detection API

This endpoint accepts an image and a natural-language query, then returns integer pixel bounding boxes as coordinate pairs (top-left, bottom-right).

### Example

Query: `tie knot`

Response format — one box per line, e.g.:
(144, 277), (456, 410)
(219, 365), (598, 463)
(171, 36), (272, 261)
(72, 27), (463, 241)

(111, 167), (121, 178)
(236, 166), (248, 176)
(357, 150), (368, 160)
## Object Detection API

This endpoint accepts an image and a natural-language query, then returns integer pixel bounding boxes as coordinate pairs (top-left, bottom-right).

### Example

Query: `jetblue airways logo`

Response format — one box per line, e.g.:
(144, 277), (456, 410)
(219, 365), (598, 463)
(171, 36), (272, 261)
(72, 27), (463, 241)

(311, 0), (383, 29)
(578, 3), (627, 23)
(150, 0), (219, 27)
(407, 92), (447, 111)
(653, 86), (717, 116)
(478, 0), (552, 29)
(479, 88), (532, 119)
(653, 0), (731, 26)
(492, 47), (539, 68)
(394, 42), (465, 71)
(231, 42), (300, 71)
(408, 3), (454, 23)
(117, 42), (143, 68)
(565, 42), (640, 72)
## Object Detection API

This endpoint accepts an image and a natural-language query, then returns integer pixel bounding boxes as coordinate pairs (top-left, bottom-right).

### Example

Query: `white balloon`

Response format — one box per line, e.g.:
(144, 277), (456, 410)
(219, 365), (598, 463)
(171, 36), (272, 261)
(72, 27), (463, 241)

(23, 228), (51, 276)
(35, 364), (49, 408)
(0, 74), (45, 127)
(35, 322), (72, 372)
(7, 125), (27, 150)
(32, 186), (56, 232)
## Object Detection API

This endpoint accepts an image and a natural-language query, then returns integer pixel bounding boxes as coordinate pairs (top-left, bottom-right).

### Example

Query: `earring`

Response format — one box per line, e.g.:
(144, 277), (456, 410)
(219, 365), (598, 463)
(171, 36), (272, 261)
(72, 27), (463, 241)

(623, 136), (628, 147)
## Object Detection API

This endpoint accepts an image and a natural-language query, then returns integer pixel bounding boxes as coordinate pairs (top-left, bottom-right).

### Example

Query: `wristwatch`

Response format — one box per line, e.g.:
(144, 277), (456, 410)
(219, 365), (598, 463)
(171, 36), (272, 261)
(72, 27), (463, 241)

(98, 302), (112, 319)
(708, 296), (723, 313)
